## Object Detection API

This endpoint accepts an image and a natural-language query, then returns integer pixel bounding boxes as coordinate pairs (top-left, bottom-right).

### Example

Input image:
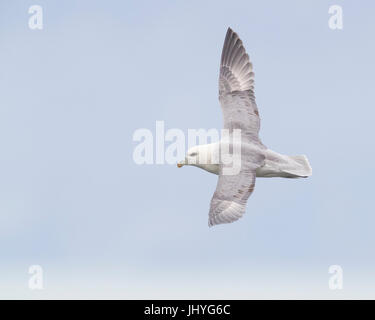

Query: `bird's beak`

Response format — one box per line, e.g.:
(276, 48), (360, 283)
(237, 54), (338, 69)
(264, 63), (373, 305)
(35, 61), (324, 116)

(177, 160), (185, 168)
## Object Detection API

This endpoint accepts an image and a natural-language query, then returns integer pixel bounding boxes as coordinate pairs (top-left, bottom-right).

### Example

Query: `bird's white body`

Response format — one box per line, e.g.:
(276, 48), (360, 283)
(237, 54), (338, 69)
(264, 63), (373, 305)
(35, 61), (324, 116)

(184, 142), (312, 178)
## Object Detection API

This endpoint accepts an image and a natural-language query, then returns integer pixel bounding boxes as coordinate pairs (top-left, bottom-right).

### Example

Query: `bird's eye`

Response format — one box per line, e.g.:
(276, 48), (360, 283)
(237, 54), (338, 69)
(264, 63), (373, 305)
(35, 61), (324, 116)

(190, 152), (197, 157)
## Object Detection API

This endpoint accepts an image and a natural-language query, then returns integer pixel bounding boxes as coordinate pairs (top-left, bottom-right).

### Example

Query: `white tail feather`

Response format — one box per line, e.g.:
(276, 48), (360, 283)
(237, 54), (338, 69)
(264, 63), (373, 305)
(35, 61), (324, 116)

(284, 155), (312, 178)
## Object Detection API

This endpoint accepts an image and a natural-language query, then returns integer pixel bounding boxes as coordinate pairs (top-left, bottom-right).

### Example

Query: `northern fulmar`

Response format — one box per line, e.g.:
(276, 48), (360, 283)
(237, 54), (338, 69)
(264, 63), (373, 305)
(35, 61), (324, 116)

(177, 28), (312, 227)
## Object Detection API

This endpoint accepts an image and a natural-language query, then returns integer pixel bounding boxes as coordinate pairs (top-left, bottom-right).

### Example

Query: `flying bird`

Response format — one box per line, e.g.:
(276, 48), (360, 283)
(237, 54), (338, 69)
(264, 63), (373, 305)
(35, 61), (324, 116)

(177, 28), (312, 227)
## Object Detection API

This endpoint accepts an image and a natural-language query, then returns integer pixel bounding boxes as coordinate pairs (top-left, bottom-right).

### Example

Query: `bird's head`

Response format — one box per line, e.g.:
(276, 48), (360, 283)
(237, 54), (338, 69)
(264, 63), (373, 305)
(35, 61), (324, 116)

(177, 146), (200, 168)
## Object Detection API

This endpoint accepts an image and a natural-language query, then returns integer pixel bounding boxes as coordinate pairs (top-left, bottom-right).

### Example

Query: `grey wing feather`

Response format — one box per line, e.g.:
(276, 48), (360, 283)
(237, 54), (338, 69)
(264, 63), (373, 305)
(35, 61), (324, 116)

(220, 91), (262, 146)
(208, 150), (264, 227)
(219, 28), (263, 146)
(219, 28), (255, 96)
(209, 172), (255, 226)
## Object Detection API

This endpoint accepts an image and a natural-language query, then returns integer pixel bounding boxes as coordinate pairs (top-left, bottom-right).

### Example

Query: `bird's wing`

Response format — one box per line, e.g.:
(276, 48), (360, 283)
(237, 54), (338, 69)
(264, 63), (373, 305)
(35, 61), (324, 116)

(208, 151), (264, 227)
(219, 27), (264, 146)
(208, 28), (267, 227)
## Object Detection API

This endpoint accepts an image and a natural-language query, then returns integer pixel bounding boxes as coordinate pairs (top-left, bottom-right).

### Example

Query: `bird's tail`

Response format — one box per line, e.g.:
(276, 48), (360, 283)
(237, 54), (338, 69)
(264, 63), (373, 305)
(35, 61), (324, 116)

(283, 155), (312, 178)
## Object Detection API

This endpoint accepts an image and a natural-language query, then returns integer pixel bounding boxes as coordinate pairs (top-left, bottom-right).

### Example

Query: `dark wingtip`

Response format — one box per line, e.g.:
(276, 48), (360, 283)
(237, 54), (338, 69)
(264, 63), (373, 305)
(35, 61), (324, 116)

(226, 27), (239, 40)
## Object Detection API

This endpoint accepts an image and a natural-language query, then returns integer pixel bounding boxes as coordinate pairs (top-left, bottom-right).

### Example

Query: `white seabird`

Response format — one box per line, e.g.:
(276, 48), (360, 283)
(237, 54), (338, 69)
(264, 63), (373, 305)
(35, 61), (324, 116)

(178, 28), (312, 227)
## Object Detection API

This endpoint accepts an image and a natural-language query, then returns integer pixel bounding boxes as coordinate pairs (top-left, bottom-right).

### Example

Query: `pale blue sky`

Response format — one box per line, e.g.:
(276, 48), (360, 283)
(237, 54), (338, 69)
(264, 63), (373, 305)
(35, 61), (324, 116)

(1, 0), (375, 298)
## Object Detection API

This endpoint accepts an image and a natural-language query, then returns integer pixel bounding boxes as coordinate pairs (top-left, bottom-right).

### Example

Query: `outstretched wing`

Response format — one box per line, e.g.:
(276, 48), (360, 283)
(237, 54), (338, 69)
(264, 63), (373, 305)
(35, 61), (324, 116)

(219, 27), (255, 96)
(208, 151), (263, 226)
(209, 28), (266, 227)
(219, 27), (263, 146)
